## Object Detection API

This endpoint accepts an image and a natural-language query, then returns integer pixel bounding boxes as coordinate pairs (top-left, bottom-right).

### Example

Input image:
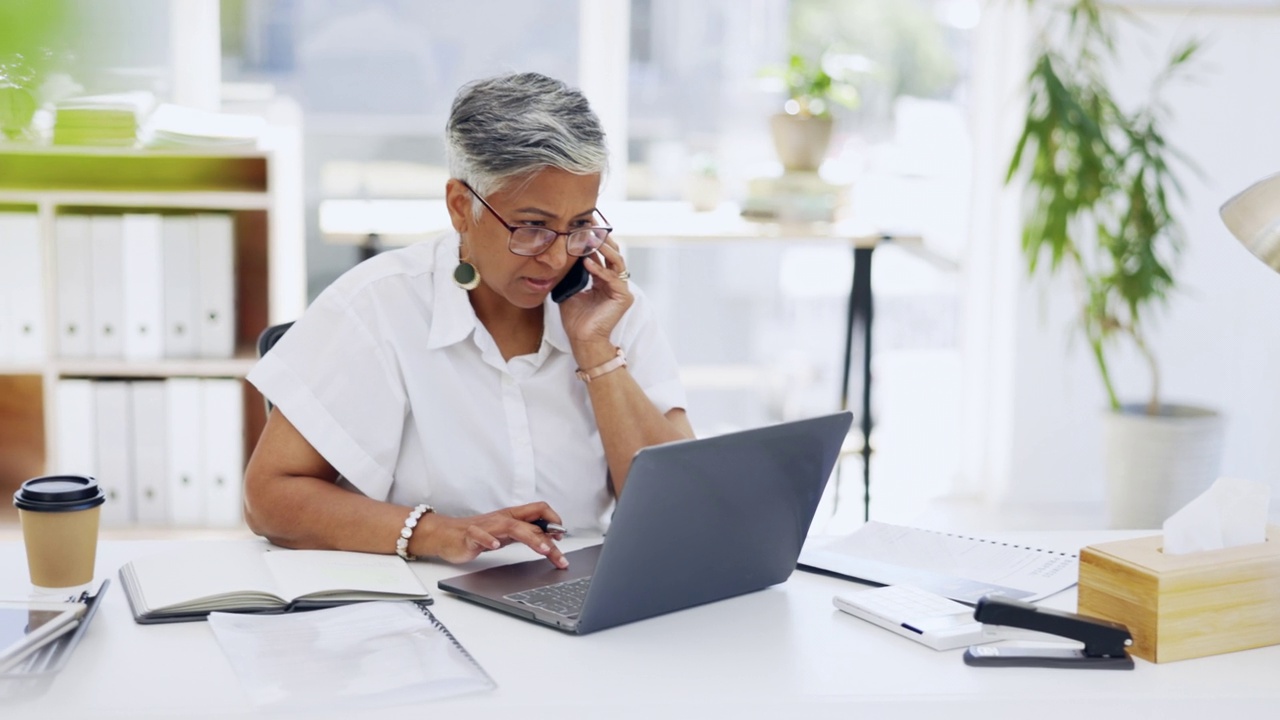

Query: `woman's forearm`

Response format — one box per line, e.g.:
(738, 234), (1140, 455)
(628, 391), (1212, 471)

(577, 353), (694, 495)
(243, 472), (414, 553)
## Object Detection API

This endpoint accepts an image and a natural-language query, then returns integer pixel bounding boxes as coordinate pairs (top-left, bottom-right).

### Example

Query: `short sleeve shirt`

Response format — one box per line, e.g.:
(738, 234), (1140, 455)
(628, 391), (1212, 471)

(247, 233), (686, 532)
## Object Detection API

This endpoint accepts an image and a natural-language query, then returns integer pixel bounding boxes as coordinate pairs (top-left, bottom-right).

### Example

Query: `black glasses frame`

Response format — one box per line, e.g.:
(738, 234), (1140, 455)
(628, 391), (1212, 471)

(460, 182), (612, 258)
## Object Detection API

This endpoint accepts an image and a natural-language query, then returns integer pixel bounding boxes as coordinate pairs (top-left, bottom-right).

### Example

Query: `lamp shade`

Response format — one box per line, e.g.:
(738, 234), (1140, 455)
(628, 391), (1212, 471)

(1220, 172), (1280, 274)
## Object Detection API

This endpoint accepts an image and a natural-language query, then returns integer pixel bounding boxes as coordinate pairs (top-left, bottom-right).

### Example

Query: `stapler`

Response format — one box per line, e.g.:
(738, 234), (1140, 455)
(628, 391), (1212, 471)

(962, 595), (1135, 670)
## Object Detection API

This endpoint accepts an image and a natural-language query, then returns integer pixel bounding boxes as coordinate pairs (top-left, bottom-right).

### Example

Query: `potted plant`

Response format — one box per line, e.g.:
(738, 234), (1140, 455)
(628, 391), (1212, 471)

(0, 54), (41, 140)
(770, 53), (859, 173)
(1006, 0), (1218, 528)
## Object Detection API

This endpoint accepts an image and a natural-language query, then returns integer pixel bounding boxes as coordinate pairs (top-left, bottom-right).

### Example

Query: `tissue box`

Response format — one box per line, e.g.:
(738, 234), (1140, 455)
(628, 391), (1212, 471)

(1078, 526), (1280, 663)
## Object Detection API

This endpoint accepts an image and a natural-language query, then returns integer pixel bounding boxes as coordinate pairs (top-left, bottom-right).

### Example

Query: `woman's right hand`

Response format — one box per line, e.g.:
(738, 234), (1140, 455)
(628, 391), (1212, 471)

(420, 502), (569, 568)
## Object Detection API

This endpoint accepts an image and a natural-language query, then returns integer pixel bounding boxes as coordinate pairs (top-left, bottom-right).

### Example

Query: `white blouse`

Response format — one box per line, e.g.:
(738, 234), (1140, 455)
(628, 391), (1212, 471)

(247, 233), (686, 531)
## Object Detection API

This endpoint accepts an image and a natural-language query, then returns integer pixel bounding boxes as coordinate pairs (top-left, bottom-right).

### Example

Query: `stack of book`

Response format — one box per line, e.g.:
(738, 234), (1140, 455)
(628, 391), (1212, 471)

(143, 104), (265, 150)
(53, 92), (156, 147)
(740, 171), (849, 224)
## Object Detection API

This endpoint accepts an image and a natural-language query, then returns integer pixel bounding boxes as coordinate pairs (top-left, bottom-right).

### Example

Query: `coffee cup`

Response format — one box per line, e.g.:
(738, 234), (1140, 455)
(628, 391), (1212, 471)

(13, 475), (106, 590)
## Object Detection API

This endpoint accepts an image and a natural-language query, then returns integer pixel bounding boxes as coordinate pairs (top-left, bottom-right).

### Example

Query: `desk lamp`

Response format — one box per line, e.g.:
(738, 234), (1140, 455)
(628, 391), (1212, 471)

(1220, 172), (1280, 270)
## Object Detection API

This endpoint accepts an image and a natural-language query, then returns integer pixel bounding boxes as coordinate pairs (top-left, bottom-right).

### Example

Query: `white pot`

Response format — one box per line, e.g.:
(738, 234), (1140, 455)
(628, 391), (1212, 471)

(770, 113), (833, 173)
(1102, 404), (1225, 529)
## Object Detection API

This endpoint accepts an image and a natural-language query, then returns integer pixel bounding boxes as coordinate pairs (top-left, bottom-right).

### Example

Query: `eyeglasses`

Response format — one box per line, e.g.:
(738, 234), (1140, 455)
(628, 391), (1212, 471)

(461, 182), (612, 257)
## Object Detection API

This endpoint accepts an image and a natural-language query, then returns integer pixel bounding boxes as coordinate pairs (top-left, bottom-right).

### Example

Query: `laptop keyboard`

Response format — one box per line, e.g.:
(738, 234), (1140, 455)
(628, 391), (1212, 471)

(505, 576), (594, 618)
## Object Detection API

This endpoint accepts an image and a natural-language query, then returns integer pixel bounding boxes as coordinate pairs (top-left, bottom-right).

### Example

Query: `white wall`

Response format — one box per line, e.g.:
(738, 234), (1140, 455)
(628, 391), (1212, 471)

(988, 8), (1280, 509)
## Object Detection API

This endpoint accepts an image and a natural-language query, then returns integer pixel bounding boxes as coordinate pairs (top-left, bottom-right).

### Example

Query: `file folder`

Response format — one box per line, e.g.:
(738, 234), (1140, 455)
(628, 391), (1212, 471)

(89, 215), (126, 359)
(93, 380), (135, 526)
(130, 380), (169, 524)
(165, 377), (204, 525)
(196, 214), (235, 359)
(55, 215), (93, 358)
(122, 214), (165, 361)
(53, 379), (96, 476)
(161, 216), (199, 358)
(202, 378), (244, 526)
(0, 212), (45, 363)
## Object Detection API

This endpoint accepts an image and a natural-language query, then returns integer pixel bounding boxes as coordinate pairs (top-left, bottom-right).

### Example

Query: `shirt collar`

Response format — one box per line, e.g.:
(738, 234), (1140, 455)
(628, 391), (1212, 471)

(542, 299), (573, 354)
(425, 233), (574, 357)
(426, 234), (479, 350)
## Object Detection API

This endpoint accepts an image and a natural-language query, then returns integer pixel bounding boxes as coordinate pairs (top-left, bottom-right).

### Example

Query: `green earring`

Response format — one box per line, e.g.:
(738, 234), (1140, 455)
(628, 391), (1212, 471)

(453, 261), (480, 290)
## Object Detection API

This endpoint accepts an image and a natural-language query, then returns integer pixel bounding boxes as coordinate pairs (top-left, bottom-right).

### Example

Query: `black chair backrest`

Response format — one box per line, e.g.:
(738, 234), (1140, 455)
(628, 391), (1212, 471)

(257, 321), (294, 359)
(256, 321), (294, 414)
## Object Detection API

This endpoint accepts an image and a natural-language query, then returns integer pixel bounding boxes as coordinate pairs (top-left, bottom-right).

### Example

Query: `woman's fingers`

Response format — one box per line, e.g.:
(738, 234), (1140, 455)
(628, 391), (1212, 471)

(590, 243), (628, 282)
(465, 524), (501, 551)
(510, 501), (564, 527)
(497, 516), (569, 569)
(464, 508), (569, 569)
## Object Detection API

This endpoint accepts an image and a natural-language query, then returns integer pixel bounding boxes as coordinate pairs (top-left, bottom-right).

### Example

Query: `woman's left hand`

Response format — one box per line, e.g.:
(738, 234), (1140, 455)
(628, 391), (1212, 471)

(558, 235), (633, 348)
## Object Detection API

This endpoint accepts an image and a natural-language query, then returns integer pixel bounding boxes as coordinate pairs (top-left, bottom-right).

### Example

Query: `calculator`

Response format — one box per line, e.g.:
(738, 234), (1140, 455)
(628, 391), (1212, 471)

(833, 585), (990, 651)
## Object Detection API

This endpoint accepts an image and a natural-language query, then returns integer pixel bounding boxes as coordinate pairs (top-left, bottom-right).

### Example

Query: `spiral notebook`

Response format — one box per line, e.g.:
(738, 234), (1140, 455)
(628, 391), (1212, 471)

(798, 521), (1079, 603)
(208, 600), (494, 709)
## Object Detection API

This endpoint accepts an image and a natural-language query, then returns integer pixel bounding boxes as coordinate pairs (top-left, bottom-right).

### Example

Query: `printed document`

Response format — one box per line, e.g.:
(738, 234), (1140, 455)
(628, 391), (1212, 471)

(799, 521), (1079, 603)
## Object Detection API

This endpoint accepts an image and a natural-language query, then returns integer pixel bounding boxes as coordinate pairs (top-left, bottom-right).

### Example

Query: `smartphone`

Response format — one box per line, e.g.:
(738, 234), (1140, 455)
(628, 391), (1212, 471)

(551, 257), (590, 303)
(0, 600), (85, 674)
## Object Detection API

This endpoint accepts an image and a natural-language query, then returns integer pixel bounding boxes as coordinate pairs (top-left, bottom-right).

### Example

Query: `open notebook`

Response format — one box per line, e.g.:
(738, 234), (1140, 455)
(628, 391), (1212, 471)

(119, 543), (432, 623)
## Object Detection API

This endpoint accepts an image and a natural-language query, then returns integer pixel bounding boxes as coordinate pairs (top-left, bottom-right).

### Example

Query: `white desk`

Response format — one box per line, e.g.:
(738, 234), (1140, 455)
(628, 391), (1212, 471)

(7, 534), (1276, 720)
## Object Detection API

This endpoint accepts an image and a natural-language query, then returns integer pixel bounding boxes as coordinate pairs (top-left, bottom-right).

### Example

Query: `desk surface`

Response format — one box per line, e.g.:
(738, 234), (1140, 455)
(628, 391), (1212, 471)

(2, 532), (1278, 720)
(319, 199), (920, 249)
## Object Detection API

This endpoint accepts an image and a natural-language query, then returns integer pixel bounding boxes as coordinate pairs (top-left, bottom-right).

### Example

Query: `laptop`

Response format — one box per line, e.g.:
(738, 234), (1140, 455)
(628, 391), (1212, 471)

(437, 411), (853, 634)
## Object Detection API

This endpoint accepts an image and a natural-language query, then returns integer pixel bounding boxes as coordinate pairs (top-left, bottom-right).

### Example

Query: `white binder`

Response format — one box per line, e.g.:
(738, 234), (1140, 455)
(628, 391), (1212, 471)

(195, 214), (235, 359)
(55, 215), (93, 358)
(130, 380), (169, 525)
(89, 215), (126, 359)
(201, 378), (245, 527)
(121, 214), (165, 361)
(0, 212), (45, 363)
(93, 380), (135, 526)
(161, 216), (199, 358)
(165, 377), (205, 525)
(54, 379), (97, 476)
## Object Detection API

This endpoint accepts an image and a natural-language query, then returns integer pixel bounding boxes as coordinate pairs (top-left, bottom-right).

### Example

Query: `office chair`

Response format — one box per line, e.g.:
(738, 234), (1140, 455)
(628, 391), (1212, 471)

(255, 321), (294, 414)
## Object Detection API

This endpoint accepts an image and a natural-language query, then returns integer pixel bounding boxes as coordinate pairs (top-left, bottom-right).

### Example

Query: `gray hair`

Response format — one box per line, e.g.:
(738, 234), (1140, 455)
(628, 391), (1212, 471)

(446, 73), (608, 219)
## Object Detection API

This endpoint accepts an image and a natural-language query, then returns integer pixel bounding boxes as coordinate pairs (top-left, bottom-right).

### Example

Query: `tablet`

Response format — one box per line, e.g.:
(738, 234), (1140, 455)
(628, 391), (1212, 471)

(0, 600), (86, 674)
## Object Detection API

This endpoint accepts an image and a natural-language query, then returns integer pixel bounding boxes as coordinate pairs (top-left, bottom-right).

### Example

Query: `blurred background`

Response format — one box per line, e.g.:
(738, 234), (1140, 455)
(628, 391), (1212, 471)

(3, 0), (1280, 535)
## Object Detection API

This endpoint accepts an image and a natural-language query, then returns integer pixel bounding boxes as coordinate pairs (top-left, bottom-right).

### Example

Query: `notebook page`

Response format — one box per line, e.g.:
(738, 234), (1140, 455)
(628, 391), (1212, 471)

(263, 550), (429, 602)
(208, 601), (493, 709)
(128, 544), (280, 611)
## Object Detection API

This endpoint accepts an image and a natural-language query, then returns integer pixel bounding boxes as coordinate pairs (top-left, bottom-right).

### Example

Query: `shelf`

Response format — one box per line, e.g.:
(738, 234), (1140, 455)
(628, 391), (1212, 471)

(0, 140), (303, 530)
(0, 149), (269, 193)
(55, 356), (259, 379)
(0, 190), (271, 210)
(0, 143), (270, 159)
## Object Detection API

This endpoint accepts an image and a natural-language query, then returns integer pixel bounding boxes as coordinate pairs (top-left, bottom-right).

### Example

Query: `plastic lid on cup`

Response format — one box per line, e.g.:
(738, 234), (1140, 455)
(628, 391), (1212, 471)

(13, 475), (106, 513)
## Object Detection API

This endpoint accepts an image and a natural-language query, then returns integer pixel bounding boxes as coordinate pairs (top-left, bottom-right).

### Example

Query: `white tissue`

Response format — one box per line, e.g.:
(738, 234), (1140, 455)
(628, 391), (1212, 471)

(1161, 477), (1270, 555)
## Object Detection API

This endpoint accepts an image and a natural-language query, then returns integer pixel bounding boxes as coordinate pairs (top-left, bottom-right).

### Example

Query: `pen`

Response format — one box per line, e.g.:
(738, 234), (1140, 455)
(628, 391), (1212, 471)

(530, 518), (567, 534)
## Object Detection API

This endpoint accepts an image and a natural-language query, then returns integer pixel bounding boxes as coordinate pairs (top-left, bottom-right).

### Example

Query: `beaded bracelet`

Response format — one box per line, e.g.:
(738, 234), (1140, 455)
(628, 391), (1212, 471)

(395, 503), (433, 561)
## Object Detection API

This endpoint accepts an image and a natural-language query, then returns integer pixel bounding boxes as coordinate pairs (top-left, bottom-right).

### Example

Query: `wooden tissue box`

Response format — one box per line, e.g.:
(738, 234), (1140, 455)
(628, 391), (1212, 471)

(1078, 526), (1280, 663)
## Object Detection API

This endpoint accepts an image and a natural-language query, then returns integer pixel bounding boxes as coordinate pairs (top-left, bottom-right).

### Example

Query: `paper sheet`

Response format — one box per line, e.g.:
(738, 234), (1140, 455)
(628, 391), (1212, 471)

(799, 521), (1079, 603)
(208, 601), (494, 709)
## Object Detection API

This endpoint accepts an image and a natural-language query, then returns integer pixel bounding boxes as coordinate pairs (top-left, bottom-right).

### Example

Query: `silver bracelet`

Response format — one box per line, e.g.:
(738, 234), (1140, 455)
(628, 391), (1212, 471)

(395, 503), (433, 561)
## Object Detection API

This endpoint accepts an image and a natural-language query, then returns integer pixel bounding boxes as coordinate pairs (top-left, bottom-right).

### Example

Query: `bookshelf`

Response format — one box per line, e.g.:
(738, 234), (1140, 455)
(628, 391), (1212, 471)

(0, 135), (305, 526)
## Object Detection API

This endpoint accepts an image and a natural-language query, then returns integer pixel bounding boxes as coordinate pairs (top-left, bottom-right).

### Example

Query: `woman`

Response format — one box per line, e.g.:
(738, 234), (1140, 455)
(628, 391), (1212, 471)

(243, 73), (693, 570)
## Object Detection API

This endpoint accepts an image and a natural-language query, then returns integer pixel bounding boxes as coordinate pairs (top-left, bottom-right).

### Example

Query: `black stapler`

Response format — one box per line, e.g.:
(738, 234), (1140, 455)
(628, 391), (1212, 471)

(962, 595), (1135, 670)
